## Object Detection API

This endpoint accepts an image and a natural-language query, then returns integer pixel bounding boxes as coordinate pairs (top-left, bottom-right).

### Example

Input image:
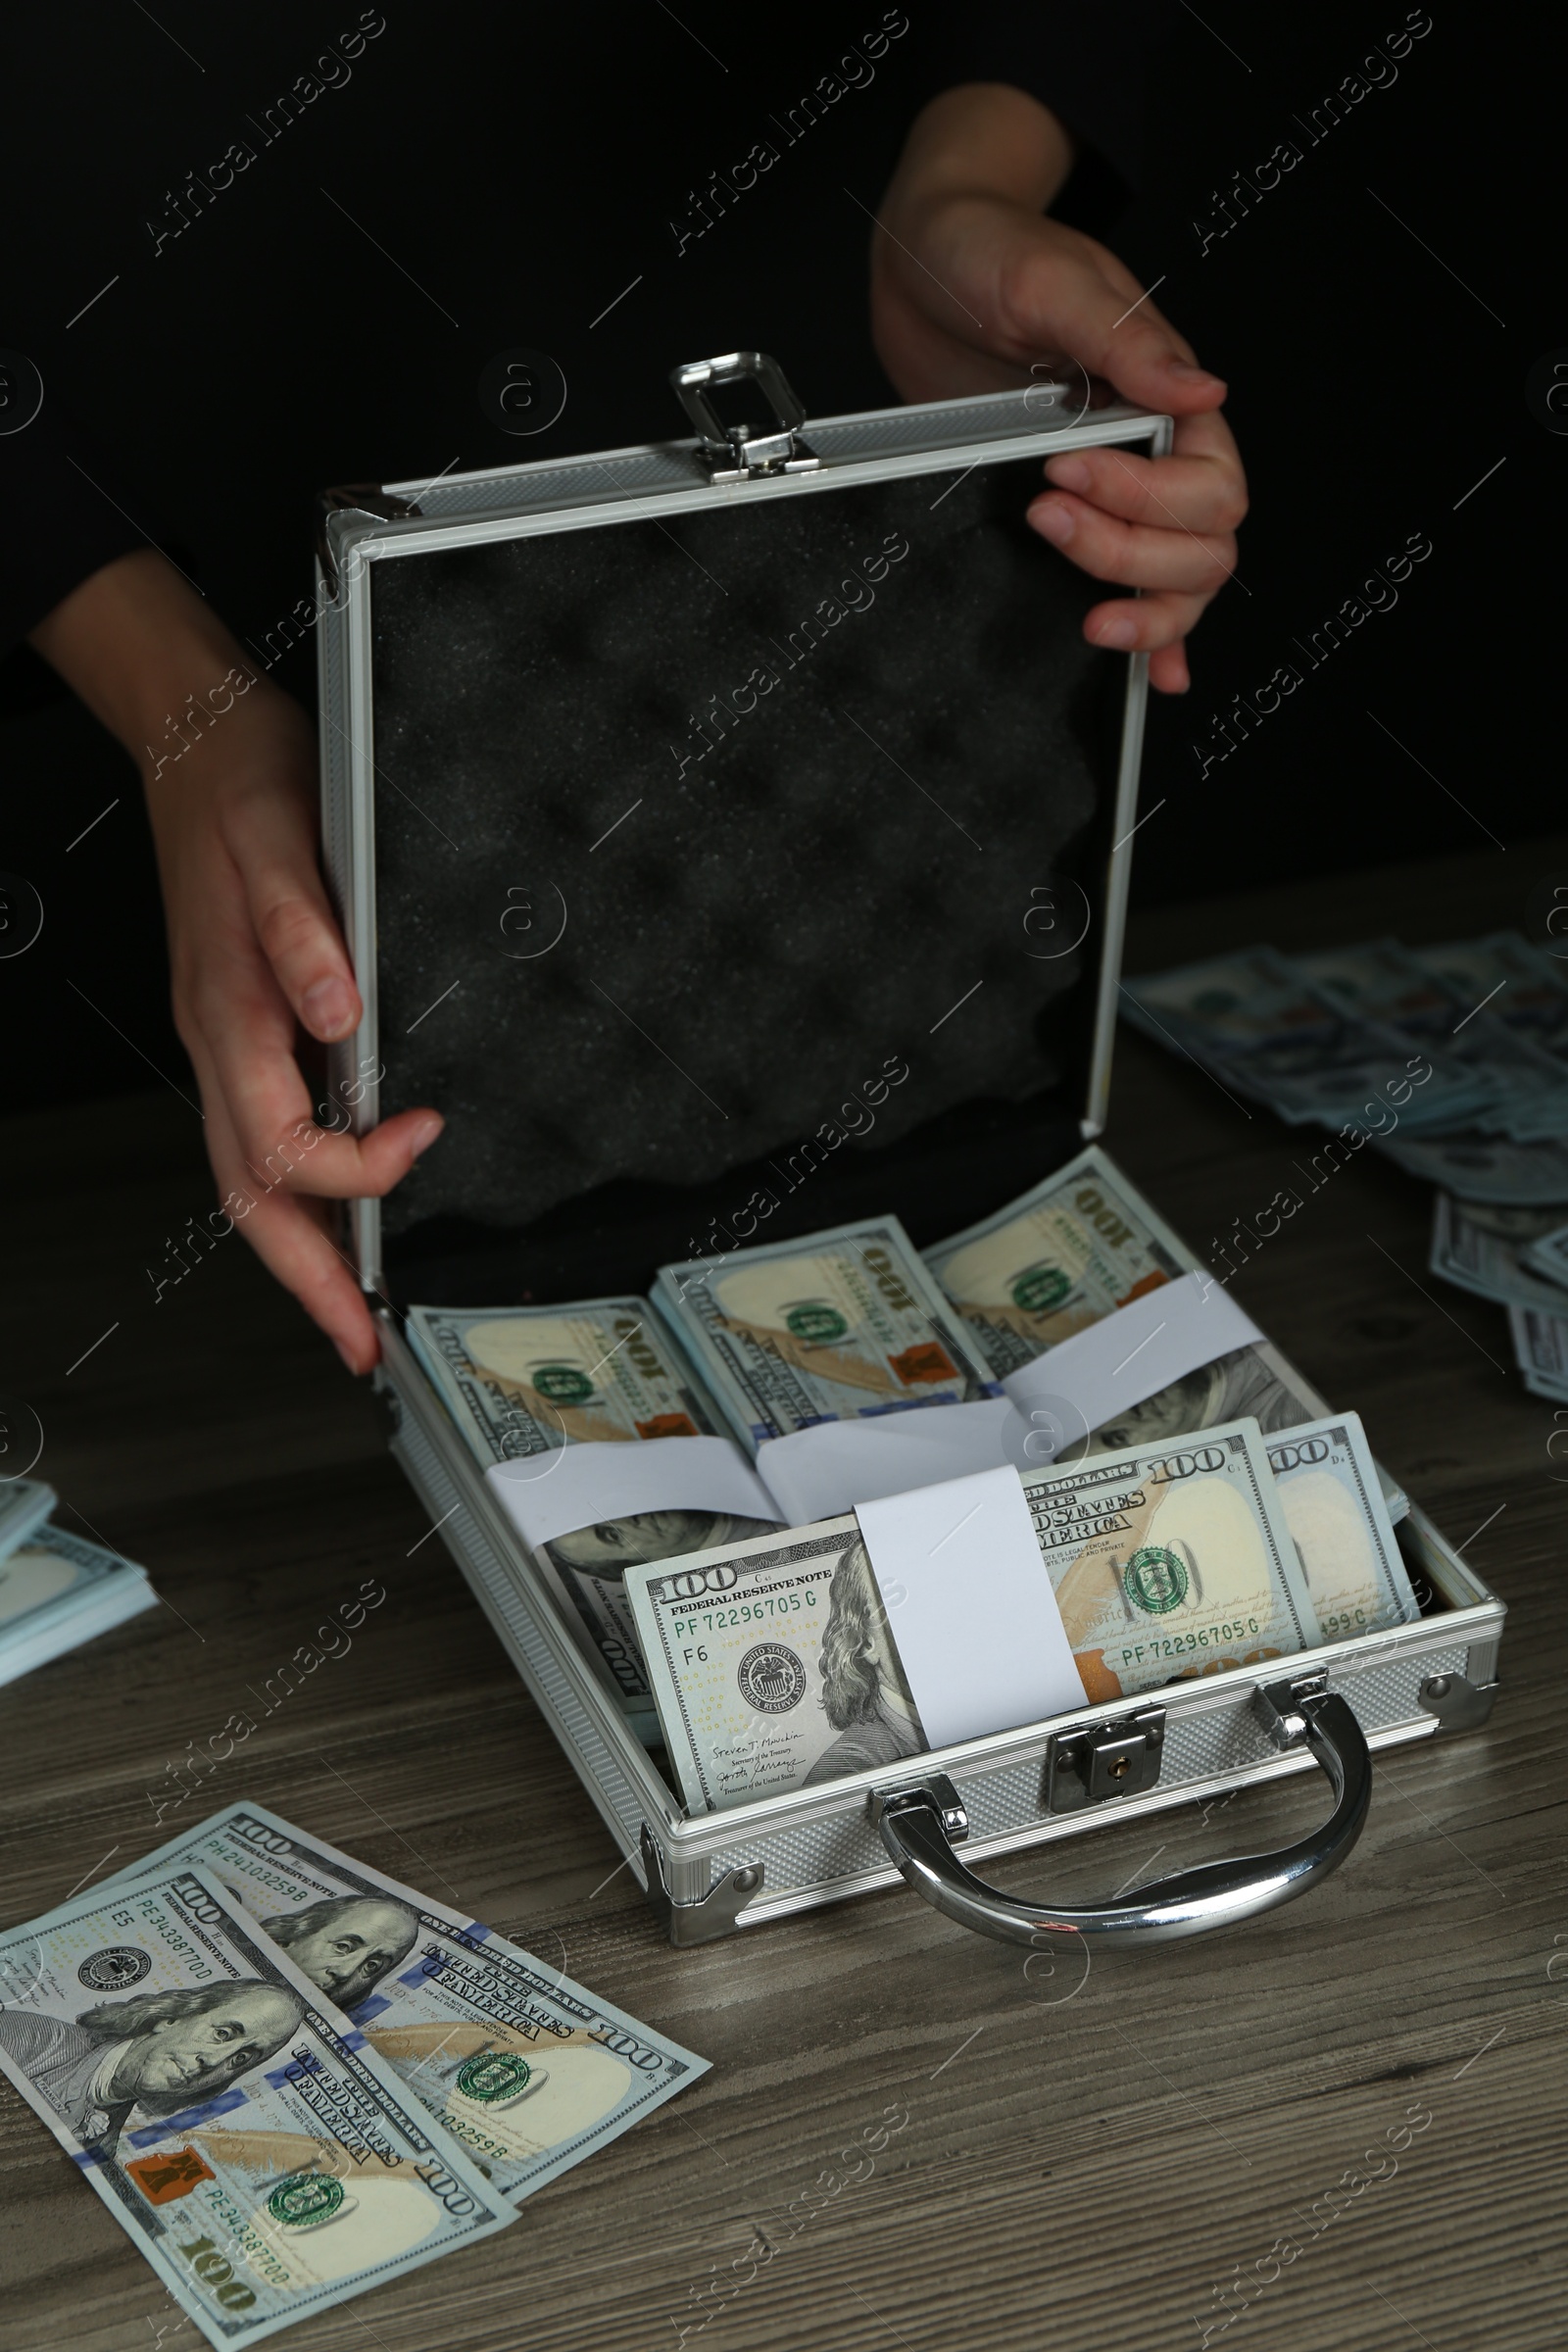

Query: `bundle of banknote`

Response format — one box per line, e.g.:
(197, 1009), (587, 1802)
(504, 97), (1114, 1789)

(1429, 1195), (1568, 1315)
(654, 1217), (1000, 1451)
(0, 1803), (706, 2346)
(922, 1143), (1353, 1460)
(1507, 1305), (1568, 1402)
(1122, 932), (1568, 1190)
(625, 1410), (1418, 1813)
(406, 1299), (778, 1737)
(0, 1479), (158, 1690)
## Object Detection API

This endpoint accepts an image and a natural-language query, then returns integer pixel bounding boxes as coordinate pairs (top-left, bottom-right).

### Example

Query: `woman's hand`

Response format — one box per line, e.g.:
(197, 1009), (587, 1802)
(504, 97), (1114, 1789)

(30, 551), (442, 1370)
(871, 83), (1248, 694)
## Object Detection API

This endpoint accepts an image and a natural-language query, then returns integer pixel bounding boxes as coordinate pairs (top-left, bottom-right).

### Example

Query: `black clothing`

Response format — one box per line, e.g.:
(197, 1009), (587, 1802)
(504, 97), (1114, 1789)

(0, 7), (1165, 656)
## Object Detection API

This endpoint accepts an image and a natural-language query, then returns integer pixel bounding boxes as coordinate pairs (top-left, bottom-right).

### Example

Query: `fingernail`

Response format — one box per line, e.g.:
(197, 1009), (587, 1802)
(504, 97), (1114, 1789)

(1092, 617), (1138, 650)
(1031, 499), (1075, 546)
(302, 975), (357, 1040)
(411, 1112), (445, 1156)
(1044, 456), (1090, 493)
(1168, 361), (1225, 389)
(334, 1339), (362, 1375)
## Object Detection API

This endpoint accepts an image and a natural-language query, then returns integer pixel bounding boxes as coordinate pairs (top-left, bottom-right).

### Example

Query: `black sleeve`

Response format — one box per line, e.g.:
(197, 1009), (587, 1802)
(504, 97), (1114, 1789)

(910, 3), (1176, 227)
(0, 391), (148, 651)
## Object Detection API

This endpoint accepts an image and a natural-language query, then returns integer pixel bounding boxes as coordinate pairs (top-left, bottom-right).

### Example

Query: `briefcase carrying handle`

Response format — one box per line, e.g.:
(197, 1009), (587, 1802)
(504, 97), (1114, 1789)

(870, 1676), (1371, 1949)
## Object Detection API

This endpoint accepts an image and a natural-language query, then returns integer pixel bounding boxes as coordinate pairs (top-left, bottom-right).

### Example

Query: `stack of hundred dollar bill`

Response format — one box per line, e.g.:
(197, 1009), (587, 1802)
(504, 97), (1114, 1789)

(406, 1144), (1417, 1790)
(0, 1478), (158, 1687)
(1119, 930), (1568, 1397)
(0, 1801), (706, 2346)
(624, 1407), (1419, 1813)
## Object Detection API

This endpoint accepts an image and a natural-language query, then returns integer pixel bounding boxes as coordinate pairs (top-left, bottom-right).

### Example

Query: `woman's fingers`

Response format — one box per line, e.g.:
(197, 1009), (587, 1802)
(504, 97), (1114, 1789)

(195, 1057), (383, 1372)
(1078, 589), (1214, 656)
(1148, 640), (1192, 696)
(1027, 489), (1240, 597)
(220, 726), (364, 1047)
(1041, 429), (1248, 539)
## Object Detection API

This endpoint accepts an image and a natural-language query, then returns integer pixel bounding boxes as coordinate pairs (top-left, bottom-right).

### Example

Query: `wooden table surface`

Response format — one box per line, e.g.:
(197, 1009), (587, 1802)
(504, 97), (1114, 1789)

(3, 836), (1566, 2352)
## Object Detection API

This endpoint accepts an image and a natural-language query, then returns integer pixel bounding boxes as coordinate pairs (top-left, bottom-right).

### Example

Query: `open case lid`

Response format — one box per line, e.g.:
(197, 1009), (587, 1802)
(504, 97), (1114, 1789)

(316, 355), (1170, 1310)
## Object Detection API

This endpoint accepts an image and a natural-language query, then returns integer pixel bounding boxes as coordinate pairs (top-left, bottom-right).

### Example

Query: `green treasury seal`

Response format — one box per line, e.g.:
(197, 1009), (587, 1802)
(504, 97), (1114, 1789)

(268, 2173), (348, 2230)
(456, 2051), (535, 2106)
(1010, 1262), (1071, 1315)
(1122, 1544), (1190, 1615)
(785, 1302), (848, 1344)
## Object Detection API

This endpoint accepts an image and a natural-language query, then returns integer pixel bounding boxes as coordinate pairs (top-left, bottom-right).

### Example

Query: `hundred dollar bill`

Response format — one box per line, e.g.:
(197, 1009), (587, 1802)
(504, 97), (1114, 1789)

(1120, 946), (1488, 1131)
(113, 1803), (708, 2206)
(1263, 1414), (1419, 1642)
(655, 1217), (998, 1453)
(1430, 1194), (1568, 1313)
(1376, 1130), (1568, 1205)
(1296, 938), (1568, 1139)
(924, 1144), (1186, 1369)
(925, 1143), (1325, 1427)
(923, 1147), (1407, 1518)
(0, 1865), (513, 2348)
(0, 1474), (55, 1565)
(0, 1521), (158, 1690)
(1410, 932), (1568, 1069)
(407, 1300), (776, 1725)
(627, 1420), (1319, 1812)
(1523, 1222), (1568, 1291)
(1507, 1303), (1568, 1401)
(1020, 1420), (1318, 1705)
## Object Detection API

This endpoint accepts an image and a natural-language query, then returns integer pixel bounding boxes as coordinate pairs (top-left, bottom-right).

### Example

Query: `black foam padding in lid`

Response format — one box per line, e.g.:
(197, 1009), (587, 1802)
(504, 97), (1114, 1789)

(368, 454), (1115, 1279)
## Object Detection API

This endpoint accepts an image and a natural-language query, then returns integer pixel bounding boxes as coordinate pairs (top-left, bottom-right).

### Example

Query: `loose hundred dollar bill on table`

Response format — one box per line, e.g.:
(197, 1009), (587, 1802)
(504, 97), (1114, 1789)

(1507, 1304), (1568, 1401)
(407, 1299), (776, 1730)
(1523, 1221), (1568, 1291)
(626, 1418), (1338, 1812)
(112, 1801), (709, 2206)
(1119, 945), (1489, 1131)
(656, 1217), (999, 1452)
(1296, 937), (1568, 1140)
(1429, 1195), (1568, 1313)
(0, 1866), (514, 2346)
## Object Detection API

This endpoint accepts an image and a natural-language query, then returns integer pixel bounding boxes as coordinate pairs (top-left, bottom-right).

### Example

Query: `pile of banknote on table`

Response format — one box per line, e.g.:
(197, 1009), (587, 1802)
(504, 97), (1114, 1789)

(1119, 930), (1568, 1399)
(0, 1802), (705, 2345)
(0, 1477), (157, 1688)
(405, 1143), (1423, 1813)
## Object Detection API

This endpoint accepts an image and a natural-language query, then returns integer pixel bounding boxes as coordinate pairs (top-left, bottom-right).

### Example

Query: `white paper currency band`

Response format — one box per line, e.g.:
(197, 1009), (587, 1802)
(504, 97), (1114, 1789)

(485, 1438), (776, 1552)
(754, 1401), (1037, 1524)
(1002, 1270), (1263, 1434)
(856, 1466), (1087, 1750)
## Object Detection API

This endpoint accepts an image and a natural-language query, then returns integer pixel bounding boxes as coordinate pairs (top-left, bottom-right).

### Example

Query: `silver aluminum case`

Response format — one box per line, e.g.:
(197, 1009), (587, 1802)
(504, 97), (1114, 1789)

(317, 385), (1505, 1942)
(317, 384), (1167, 1287)
(379, 1306), (1502, 1936)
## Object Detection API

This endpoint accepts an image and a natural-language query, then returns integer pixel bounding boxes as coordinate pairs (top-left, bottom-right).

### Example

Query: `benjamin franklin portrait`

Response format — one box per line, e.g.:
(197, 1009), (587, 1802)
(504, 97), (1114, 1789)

(262, 1894), (419, 2012)
(0, 1979), (304, 2156)
(802, 1538), (925, 1787)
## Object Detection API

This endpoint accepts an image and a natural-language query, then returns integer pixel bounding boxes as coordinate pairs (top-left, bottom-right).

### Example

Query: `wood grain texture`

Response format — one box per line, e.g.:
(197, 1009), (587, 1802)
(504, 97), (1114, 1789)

(3, 838), (1567, 2352)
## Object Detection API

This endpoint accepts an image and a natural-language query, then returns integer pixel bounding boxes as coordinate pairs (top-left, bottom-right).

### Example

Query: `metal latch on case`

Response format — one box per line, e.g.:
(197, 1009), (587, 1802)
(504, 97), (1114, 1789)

(671, 351), (821, 481)
(1045, 1705), (1166, 1812)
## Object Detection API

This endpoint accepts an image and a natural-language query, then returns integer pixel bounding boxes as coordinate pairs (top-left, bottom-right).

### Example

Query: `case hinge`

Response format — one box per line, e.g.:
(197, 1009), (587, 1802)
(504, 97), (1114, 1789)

(1417, 1670), (1498, 1733)
(315, 483), (421, 597)
(671, 351), (820, 481)
(640, 1824), (763, 1946)
(1045, 1705), (1166, 1812)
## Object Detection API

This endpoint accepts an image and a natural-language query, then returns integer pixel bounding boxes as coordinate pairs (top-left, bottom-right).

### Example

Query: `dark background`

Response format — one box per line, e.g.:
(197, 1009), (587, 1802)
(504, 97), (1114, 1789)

(1, 1), (1554, 1112)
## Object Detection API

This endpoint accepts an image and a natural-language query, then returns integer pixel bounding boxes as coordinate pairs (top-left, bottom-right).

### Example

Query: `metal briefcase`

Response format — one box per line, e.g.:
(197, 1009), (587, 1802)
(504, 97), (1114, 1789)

(315, 352), (1504, 1950)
